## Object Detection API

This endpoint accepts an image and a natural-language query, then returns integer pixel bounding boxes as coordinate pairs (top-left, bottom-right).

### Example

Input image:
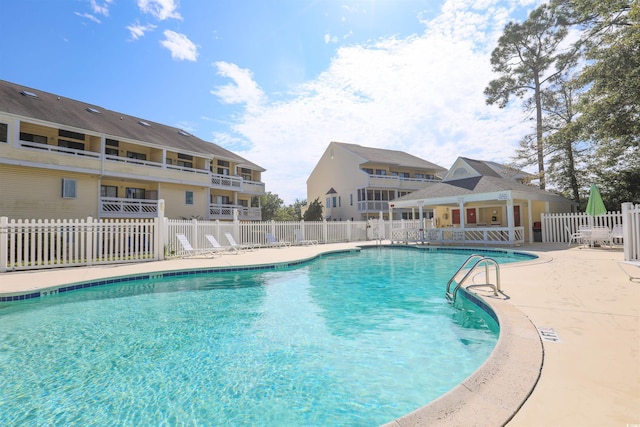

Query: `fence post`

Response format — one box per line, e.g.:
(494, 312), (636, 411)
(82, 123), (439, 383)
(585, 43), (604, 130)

(622, 202), (632, 261)
(86, 217), (94, 266)
(233, 209), (239, 240)
(157, 199), (165, 261)
(322, 219), (328, 243)
(191, 218), (199, 248)
(0, 217), (7, 273)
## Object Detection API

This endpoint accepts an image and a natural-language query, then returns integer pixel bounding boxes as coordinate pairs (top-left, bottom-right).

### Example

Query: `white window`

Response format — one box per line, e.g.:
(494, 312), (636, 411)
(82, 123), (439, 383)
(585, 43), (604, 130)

(62, 178), (77, 199)
(186, 191), (194, 205)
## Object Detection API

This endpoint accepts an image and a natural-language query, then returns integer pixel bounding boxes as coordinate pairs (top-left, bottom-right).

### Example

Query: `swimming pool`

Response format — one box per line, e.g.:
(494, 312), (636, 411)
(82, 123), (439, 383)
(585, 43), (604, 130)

(0, 247), (534, 426)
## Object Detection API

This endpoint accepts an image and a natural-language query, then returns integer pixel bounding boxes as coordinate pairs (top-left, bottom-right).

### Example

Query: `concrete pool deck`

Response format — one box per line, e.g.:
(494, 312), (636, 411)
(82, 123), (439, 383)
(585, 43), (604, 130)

(1, 242), (639, 426)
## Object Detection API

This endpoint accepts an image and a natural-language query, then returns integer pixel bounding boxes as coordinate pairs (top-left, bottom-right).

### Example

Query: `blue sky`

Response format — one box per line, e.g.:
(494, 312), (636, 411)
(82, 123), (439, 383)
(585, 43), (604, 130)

(2, 0), (540, 203)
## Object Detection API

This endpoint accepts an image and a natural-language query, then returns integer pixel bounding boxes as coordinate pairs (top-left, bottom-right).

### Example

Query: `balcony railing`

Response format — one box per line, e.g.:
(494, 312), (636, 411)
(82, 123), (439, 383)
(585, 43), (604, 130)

(18, 140), (265, 195)
(209, 204), (262, 221)
(211, 174), (243, 190)
(242, 180), (266, 194)
(391, 226), (525, 245)
(357, 200), (390, 212)
(100, 198), (158, 218)
(19, 140), (101, 159)
(366, 174), (437, 190)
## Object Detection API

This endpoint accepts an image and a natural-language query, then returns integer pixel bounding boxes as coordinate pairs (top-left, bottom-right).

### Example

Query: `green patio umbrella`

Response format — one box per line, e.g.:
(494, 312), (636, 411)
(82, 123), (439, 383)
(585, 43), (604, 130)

(586, 184), (607, 217)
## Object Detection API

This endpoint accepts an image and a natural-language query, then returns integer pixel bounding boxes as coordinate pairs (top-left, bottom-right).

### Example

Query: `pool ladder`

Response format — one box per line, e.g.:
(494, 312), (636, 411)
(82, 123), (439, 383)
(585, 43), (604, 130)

(445, 254), (501, 302)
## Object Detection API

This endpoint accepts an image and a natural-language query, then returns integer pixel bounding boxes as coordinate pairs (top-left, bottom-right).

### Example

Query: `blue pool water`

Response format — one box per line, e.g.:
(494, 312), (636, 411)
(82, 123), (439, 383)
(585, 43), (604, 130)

(0, 247), (532, 426)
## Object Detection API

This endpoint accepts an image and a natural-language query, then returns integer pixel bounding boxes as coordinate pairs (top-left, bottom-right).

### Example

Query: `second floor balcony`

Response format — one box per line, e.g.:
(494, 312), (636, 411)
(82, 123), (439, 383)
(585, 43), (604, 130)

(209, 204), (262, 221)
(99, 197), (158, 218)
(366, 174), (438, 190)
(12, 138), (266, 195)
(357, 200), (389, 213)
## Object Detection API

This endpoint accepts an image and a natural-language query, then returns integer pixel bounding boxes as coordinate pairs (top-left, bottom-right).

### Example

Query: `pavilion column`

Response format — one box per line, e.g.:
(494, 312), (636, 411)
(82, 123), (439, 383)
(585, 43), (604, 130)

(417, 201), (424, 243)
(506, 199), (515, 242)
(527, 199), (534, 243)
(458, 198), (465, 228)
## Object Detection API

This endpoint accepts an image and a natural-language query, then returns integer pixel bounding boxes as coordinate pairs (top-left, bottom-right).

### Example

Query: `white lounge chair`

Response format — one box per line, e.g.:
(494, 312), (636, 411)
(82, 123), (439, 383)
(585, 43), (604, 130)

(224, 232), (259, 252)
(205, 234), (234, 254)
(265, 233), (290, 248)
(294, 229), (318, 245)
(610, 224), (624, 247)
(566, 226), (585, 247)
(176, 233), (220, 258)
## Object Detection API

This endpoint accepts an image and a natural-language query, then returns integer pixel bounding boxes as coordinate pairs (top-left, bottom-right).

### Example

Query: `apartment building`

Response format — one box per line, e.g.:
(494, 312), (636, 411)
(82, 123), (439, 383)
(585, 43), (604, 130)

(0, 80), (265, 220)
(307, 141), (447, 221)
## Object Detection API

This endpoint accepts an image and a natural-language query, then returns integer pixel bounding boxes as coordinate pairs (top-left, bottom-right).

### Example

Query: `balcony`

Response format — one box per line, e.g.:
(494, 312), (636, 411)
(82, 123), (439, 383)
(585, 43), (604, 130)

(357, 200), (389, 213)
(209, 204), (262, 221)
(16, 140), (264, 195)
(211, 174), (243, 190)
(100, 197), (158, 218)
(242, 179), (266, 195)
(366, 174), (437, 190)
(19, 140), (101, 159)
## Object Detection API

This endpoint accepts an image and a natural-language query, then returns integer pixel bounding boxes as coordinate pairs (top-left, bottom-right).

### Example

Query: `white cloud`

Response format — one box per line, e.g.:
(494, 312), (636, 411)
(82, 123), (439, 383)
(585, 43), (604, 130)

(75, 12), (101, 24)
(76, 0), (113, 23)
(90, 0), (113, 16)
(138, 0), (182, 21)
(160, 30), (198, 61)
(211, 62), (266, 112)
(211, 0), (541, 203)
(127, 21), (157, 40)
(324, 33), (338, 44)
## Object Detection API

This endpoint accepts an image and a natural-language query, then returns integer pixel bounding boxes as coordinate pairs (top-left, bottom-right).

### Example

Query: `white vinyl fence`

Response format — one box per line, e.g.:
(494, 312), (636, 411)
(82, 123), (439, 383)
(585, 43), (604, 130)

(0, 215), (378, 271)
(0, 217), (159, 272)
(542, 203), (640, 262)
(164, 218), (372, 258)
(5, 202), (640, 271)
(541, 211), (623, 244)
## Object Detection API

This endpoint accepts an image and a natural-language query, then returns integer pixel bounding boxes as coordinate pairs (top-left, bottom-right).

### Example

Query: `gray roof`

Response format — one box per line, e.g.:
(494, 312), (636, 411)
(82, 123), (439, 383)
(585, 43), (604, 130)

(334, 142), (447, 172)
(0, 80), (264, 171)
(457, 157), (532, 181)
(396, 175), (572, 203)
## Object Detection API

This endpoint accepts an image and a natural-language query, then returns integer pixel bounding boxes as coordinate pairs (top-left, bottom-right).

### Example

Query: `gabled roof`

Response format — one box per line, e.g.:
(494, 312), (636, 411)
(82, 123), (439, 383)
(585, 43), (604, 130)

(397, 175), (567, 202)
(393, 156), (573, 206)
(444, 157), (532, 182)
(333, 141), (447, 172)
(0, 80), (264, 171)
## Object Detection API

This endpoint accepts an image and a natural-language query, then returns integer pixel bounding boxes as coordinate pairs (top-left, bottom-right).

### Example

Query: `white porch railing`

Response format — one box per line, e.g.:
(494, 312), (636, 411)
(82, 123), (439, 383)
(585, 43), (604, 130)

(391, 226), (525, 246)
(100, 198), (159, 218)
(357, 201), (389, 212)
(366, 175), (437, 189)
(20, 140), (101, 159)
(209, 205), (262, 221)
(242, 180), (266, 194)
(211, 174), (243, 189)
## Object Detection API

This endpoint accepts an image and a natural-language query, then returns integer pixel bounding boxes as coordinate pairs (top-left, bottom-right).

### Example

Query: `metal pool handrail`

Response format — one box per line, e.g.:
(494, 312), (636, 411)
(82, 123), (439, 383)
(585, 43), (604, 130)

(446, 254), (501, 302)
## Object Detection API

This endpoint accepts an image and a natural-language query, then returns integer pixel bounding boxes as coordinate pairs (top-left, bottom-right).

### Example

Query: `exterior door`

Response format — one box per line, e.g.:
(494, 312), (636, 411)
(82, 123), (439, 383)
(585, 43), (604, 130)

(452, 209), (460, 224)
(466, 208), (477, 224)
(513, 205), (521, 227)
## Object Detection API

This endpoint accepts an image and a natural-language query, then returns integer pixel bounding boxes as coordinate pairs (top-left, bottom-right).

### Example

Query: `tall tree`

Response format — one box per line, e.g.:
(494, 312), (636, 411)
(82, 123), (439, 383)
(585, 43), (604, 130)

(485, 4), (576, 189)
(302, 198), (323, 221)
(260, 192), (284, 221)
(540, 75), (588, 204)
(553, 0), (640, 205)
